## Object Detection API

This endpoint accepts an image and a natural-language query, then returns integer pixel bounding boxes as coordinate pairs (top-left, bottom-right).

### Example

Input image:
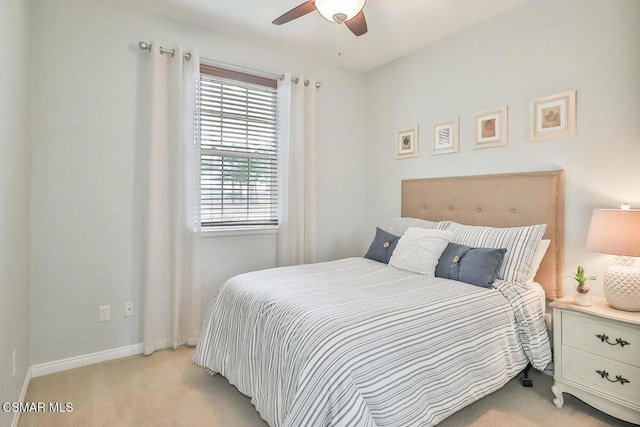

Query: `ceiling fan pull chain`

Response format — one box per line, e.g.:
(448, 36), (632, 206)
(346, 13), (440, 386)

(336, 24), (342, 56)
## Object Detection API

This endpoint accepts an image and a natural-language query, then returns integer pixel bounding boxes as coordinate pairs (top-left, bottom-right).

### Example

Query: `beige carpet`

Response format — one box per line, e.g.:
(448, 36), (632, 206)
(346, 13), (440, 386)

(20, 346), (633, 427)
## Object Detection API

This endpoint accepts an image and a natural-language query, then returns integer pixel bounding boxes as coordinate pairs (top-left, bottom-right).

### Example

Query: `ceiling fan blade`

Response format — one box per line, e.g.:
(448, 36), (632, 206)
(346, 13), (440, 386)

(272, 1), (317, 25)
(345, 11), (367, 36)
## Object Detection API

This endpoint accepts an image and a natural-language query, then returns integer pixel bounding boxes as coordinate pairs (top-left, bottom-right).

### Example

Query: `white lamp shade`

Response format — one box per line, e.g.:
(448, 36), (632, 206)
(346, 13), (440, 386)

(586, 209), (640, 257)
(315, 0), (366, 22)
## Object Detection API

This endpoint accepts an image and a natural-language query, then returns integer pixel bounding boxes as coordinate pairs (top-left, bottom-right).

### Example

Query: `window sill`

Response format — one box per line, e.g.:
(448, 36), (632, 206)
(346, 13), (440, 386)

(201, 226), (278, 239)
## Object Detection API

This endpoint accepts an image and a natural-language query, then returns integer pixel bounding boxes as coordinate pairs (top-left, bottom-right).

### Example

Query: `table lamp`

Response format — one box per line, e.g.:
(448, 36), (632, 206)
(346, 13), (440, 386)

(586, 204), (640, 311)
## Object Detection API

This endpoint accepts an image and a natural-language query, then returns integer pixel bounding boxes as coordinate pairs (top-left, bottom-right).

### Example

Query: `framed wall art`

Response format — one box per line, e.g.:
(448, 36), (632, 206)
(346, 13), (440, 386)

(530, 90), (576, 142)
(473, 106), (508, 149)
(431, 118), (459, 155)
(396, 126), (419, 159)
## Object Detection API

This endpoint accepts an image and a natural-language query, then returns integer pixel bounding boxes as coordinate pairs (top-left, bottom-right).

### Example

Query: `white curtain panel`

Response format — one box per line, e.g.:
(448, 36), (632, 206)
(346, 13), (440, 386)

(143, 42), (202, 355)
(277, 74), (318, 267)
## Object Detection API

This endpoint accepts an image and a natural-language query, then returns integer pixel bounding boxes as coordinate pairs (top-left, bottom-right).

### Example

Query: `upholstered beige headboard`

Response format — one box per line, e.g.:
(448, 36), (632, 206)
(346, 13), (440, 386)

(402, 170), (565, 300)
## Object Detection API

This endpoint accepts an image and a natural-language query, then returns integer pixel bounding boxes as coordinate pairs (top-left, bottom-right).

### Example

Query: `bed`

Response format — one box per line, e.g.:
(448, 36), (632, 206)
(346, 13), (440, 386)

(194, 170), (565, 427)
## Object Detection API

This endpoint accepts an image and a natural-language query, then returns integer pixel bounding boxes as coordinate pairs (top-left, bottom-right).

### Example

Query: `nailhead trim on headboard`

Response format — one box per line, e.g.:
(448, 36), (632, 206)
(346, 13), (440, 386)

(401, 170), (565, 300)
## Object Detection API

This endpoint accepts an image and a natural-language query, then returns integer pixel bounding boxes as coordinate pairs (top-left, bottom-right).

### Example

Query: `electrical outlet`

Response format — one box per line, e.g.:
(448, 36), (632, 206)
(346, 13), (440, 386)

(99, 305), (110, 322)
(12, 350), (16, 376)
(124, 301), (134, 318)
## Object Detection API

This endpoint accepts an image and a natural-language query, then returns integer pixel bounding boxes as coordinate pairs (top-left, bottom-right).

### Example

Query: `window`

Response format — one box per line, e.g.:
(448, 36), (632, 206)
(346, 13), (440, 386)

(199, 65), (279, 229)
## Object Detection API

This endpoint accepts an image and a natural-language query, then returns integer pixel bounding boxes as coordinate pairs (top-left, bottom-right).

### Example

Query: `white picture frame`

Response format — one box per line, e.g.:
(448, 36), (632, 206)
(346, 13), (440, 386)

(396, 126), (419, 159)
(473, 106), (508, 149)
(431, 118), (459, 155)
(530, 90), (576, 142)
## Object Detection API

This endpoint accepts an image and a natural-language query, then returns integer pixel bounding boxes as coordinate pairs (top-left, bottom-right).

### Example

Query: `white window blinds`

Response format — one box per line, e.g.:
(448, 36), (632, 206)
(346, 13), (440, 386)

(199, 65), (279, 228)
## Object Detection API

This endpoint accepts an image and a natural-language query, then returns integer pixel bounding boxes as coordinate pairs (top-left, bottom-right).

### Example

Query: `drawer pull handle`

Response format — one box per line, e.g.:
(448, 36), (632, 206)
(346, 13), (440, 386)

(595, 370), (630, 385)
(595, 333), (630, 347)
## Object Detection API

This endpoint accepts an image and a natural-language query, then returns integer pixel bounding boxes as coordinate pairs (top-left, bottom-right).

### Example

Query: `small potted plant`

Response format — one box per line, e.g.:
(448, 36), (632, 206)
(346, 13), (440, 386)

(572, 265), (596, 306)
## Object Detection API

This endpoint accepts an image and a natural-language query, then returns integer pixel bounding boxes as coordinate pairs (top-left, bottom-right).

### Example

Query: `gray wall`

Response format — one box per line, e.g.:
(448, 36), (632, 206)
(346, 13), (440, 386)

(23, 0), (640, 368)
(0, 0), (31, 422)
(364, 0), (640, 297)
(28, 0), (368, 364)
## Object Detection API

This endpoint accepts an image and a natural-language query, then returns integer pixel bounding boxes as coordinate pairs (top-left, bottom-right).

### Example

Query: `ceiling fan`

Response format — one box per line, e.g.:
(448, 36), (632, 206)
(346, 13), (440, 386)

(273, 0), (368, 36)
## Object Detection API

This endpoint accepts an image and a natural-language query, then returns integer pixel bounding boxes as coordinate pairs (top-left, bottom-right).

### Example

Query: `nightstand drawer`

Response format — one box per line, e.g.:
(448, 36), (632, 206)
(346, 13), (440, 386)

(561, 346), (640, 406)
(562, 311), (640, 366)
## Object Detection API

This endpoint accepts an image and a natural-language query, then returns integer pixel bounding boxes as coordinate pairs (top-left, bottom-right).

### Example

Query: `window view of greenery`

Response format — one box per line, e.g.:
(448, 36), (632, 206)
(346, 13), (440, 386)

(199, 71), (278, 228)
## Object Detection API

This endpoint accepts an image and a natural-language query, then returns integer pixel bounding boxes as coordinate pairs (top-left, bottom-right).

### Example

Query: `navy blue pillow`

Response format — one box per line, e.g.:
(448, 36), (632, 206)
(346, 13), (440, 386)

(364, 228), (400, 264)
(435, 243), (507, 288)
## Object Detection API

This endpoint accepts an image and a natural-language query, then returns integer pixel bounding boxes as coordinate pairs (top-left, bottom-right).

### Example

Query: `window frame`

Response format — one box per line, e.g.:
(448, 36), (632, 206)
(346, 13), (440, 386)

(198, 64), (280, 233)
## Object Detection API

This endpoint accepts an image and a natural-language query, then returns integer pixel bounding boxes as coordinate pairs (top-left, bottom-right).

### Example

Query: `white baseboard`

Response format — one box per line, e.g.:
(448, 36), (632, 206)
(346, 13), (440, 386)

(30, 343), (143, 378)
(12, 366), (32, 427)
(11, 343), (144, 426)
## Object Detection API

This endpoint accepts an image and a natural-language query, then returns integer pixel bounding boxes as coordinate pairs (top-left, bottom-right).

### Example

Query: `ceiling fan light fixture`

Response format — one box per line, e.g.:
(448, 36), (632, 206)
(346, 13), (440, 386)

(315, 0), (366, 23)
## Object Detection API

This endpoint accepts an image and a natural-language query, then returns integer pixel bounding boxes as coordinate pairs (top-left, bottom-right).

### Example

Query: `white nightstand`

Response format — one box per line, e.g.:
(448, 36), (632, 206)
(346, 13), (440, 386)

(550, 295), (640, 424)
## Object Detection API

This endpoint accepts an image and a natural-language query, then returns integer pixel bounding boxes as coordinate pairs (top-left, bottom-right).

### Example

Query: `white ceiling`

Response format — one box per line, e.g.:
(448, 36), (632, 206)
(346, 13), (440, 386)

(143, 0), (530, 72)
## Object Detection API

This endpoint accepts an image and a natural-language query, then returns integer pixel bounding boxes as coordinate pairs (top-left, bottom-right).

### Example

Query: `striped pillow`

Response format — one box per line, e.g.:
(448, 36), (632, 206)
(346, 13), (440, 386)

(389, 217), (452, 236)
(447, 222), (547, 284)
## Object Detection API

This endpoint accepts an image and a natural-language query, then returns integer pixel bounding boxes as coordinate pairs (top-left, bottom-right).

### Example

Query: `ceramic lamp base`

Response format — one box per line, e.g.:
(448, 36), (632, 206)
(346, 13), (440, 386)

(603, 262), (640, 312)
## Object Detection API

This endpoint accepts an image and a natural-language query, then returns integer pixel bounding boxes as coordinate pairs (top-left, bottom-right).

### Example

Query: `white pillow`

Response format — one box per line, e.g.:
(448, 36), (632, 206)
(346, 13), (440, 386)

(389, 228), (452, 276)
(526, 239), (550, 282)
(389, 217), (452, 236)
(447, 222), (547, 284)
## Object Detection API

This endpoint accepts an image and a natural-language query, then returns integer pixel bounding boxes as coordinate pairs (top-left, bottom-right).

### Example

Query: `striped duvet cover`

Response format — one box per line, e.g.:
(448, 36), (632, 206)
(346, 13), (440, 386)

(193, 257), (551, 427)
